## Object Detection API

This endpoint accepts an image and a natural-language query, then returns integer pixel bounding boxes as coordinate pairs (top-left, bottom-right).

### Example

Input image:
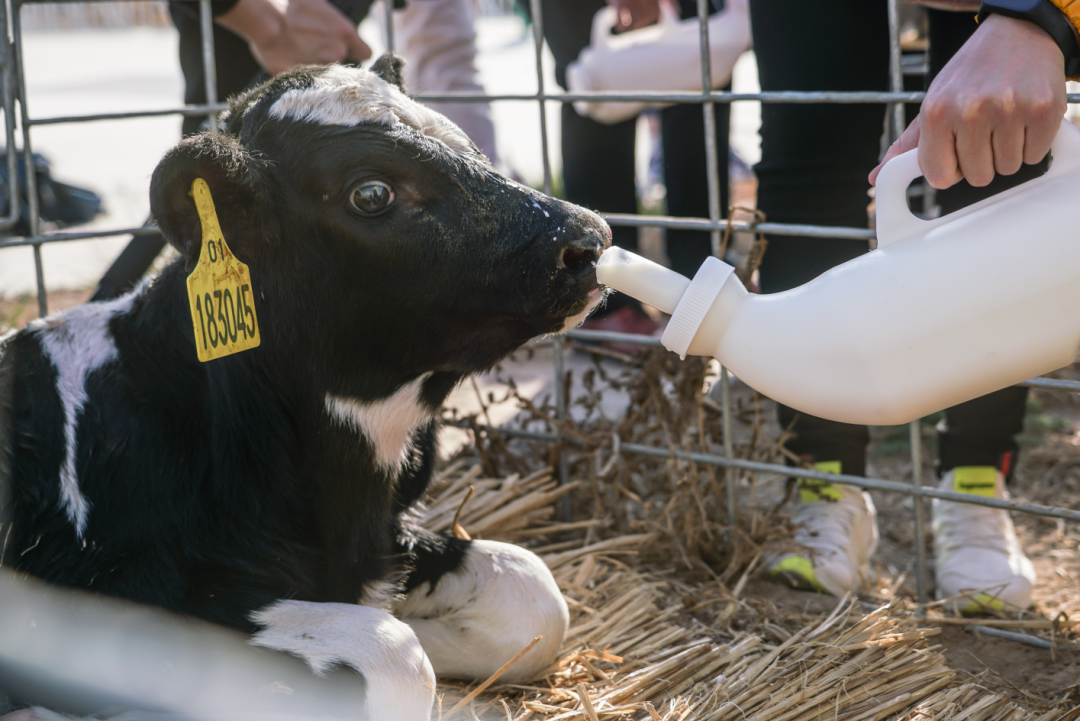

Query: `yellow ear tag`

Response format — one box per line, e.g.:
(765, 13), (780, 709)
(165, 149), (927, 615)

(185, 178), (261, 362)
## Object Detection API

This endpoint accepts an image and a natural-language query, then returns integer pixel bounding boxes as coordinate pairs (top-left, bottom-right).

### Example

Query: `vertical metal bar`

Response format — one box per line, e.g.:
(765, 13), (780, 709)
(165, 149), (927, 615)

(199, 0), (218, 132)
(697, 0), (735, 529)
(696, 0), (722, 259)
(909, 419), (928, 614)
(529, 0), (552, 195)
(12, 2), (45, 317)
(886, 0), (904, 141)
(527, 0), (566, 497)
(0, 0), (19, 232)
(384, 0), (395, 54)
(721, 367), (736, 527)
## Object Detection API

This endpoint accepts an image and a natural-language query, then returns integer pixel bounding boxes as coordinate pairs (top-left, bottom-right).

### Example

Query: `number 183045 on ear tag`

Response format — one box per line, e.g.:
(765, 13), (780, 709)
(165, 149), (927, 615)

(186, 178), (260, 362)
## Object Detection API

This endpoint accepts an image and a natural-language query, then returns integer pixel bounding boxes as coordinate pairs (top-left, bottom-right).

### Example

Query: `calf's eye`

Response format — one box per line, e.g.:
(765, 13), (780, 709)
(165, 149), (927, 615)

(349, 182), (394, 215)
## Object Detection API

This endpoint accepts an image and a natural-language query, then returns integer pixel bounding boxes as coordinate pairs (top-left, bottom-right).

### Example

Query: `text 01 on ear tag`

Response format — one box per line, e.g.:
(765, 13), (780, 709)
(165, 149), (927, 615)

(186, 178), (260, 362)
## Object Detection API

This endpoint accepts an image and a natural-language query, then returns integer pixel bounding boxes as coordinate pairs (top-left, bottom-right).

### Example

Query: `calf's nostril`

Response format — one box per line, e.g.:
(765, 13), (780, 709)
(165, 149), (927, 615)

(558, 238), (601, 274)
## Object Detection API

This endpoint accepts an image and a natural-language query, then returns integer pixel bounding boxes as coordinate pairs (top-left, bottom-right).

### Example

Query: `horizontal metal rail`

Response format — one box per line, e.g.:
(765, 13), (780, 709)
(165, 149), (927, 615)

(567, 328), (664, 347)
(0, 215), (877, 249)
(470, 426), (1080, 523)
(29, 103), (229, 126)
(973, 626), (1055, 650)
(602, 213), (876, 240)
(0, 225), (160, 249)
(413, 90), (1080, 105)
(24, 91), (1080, 128)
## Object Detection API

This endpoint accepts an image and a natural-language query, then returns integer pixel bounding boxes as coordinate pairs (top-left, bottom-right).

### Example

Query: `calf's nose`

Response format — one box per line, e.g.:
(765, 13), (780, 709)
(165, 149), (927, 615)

(557, 234), (604, 277)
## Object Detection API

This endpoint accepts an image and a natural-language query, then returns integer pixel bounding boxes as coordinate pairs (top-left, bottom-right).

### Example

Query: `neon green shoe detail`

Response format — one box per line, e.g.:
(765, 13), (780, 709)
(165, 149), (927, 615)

(767, 461), (878, 597)
(933, 469), (1036, 610)
(798, 461), (844, 503)
(958, 593), (1004, 615)
(952, 466), (998, 498)
(769, 555), (827, 593)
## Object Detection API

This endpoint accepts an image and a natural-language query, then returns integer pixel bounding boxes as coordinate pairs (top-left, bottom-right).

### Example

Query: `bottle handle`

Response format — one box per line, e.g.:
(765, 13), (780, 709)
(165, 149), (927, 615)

(592, 6), (617, 50)
(875, 118), (1080, 249)
(659, 0), (681, 32)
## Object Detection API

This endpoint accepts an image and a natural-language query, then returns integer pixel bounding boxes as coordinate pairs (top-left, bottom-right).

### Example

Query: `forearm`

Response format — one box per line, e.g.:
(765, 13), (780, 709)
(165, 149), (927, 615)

(215, 0), (285, 51)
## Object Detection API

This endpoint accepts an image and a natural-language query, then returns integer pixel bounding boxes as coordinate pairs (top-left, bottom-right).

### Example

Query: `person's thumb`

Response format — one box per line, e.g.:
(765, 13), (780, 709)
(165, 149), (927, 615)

(344, 30), (372, 62)
(869, 118), (920, 185)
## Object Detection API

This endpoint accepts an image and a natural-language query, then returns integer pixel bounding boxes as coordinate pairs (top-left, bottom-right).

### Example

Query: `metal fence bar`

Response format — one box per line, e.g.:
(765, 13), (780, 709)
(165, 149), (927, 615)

(886, 0), (905, 142)
(0, 225), (162, 250)
(383, 0), (394, 53)
(475, 425), (1080, 522)
(29, 104), (230, 126)
(199, 0), (218, 132)
(566, 328), (664, 347)
(910, 420), (928, 612)
(0, 214), (882, 249)
(0, 0), (21, 233)
(721, 366), (736, 528)
(11, 1), (46, 318)
(526, 0), (569, 500)
(974, 625), (1055, 650)
(602, 213), (877, 239)
(410, 90), (1080, 104)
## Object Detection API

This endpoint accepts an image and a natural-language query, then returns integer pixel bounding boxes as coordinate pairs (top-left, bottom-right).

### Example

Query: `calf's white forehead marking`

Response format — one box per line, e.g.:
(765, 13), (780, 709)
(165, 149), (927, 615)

(325, 373), (433, 472)
(30, 288), (141, 537)
(269, 65), (473, 156)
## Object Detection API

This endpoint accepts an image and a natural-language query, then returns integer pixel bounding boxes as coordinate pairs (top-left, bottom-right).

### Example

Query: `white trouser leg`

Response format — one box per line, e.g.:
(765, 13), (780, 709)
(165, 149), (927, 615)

(392, 0), (499, 164)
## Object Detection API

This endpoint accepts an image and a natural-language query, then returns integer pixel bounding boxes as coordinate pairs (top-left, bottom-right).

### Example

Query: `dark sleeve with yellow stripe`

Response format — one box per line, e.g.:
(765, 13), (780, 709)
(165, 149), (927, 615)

(1050, 0), (1080, 78)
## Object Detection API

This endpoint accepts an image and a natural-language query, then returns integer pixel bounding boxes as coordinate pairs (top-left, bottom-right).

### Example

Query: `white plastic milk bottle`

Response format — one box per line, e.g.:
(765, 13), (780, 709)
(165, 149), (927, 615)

(595, 119), (1080, 426)
(566, 0), (751, 125)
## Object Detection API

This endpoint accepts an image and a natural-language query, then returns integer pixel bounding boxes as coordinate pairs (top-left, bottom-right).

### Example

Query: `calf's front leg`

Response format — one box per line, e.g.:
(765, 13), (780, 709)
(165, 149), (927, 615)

(395, 535), (569, 682)
(251, 600), (435, 721)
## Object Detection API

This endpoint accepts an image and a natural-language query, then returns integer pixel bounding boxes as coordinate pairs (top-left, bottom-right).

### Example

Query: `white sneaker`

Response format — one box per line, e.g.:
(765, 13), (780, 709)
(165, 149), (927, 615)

(933, 467), (1036, 613)
(767, 463), (879, 597)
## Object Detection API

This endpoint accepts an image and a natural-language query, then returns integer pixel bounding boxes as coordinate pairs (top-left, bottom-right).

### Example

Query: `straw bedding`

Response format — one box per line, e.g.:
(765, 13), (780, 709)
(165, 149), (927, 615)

(419, 462), (1079, 721)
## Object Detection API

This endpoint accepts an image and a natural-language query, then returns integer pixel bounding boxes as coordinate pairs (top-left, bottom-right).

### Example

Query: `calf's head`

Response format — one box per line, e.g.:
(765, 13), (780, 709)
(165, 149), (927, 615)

(150, 60), (609, 389)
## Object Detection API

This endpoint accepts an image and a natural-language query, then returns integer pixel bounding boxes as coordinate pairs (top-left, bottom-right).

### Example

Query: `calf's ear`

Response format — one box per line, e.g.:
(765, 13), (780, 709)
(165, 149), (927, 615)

(150, 132), (271, 267)
(371, 53), (407, 93)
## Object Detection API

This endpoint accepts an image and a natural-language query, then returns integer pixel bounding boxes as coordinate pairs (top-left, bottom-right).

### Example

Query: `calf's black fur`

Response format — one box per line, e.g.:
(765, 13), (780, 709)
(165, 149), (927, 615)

(0, 60), (607, 707)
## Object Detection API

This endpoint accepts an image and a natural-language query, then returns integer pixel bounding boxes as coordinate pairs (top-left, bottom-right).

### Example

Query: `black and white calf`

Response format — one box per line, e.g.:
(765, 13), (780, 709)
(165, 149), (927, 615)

(0, 57), (608, 720)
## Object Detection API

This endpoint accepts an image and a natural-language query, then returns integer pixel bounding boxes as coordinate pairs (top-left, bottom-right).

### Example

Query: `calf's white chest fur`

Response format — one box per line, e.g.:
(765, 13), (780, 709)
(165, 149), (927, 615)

(324, 373), (433, 472)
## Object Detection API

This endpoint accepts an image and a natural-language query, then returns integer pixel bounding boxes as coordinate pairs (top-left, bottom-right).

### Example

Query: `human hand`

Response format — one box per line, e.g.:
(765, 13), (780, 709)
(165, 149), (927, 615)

(217, 0), (371, 76)
(869, 14), (1066, 189)
(607, 0), (662, 31)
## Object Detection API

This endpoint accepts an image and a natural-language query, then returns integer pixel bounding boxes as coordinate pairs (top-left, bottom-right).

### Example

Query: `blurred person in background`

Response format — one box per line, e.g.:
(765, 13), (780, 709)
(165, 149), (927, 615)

(536, 0), (733, 350)
(91, 0), (497, 300)
(767, 0), (1074, 615)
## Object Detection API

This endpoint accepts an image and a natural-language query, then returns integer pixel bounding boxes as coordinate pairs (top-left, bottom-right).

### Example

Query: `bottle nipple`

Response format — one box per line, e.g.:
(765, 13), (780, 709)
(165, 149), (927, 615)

(595, 247), (691, 314)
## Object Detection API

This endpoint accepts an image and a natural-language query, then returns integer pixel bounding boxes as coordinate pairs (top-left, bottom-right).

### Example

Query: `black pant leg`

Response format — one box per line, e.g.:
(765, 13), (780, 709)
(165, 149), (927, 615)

(543, 0), (642, 314)
(927, 9), (1030, 482)
(750, 0), (889, 472)
(170, 1), (264, 137)
(660, 95), (731, 279)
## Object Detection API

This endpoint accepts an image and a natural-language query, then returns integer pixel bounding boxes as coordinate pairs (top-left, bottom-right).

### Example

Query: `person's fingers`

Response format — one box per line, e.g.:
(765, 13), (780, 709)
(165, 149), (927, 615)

(990, 124), (1025, 177)
(954, 116), (996, 187)
(1022, 104), (1062, 165)
(917, 103), (962, 189)
(344, 30), (372, 61)
(869, 118), (920, 185)
(610, 0), (660, 30)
